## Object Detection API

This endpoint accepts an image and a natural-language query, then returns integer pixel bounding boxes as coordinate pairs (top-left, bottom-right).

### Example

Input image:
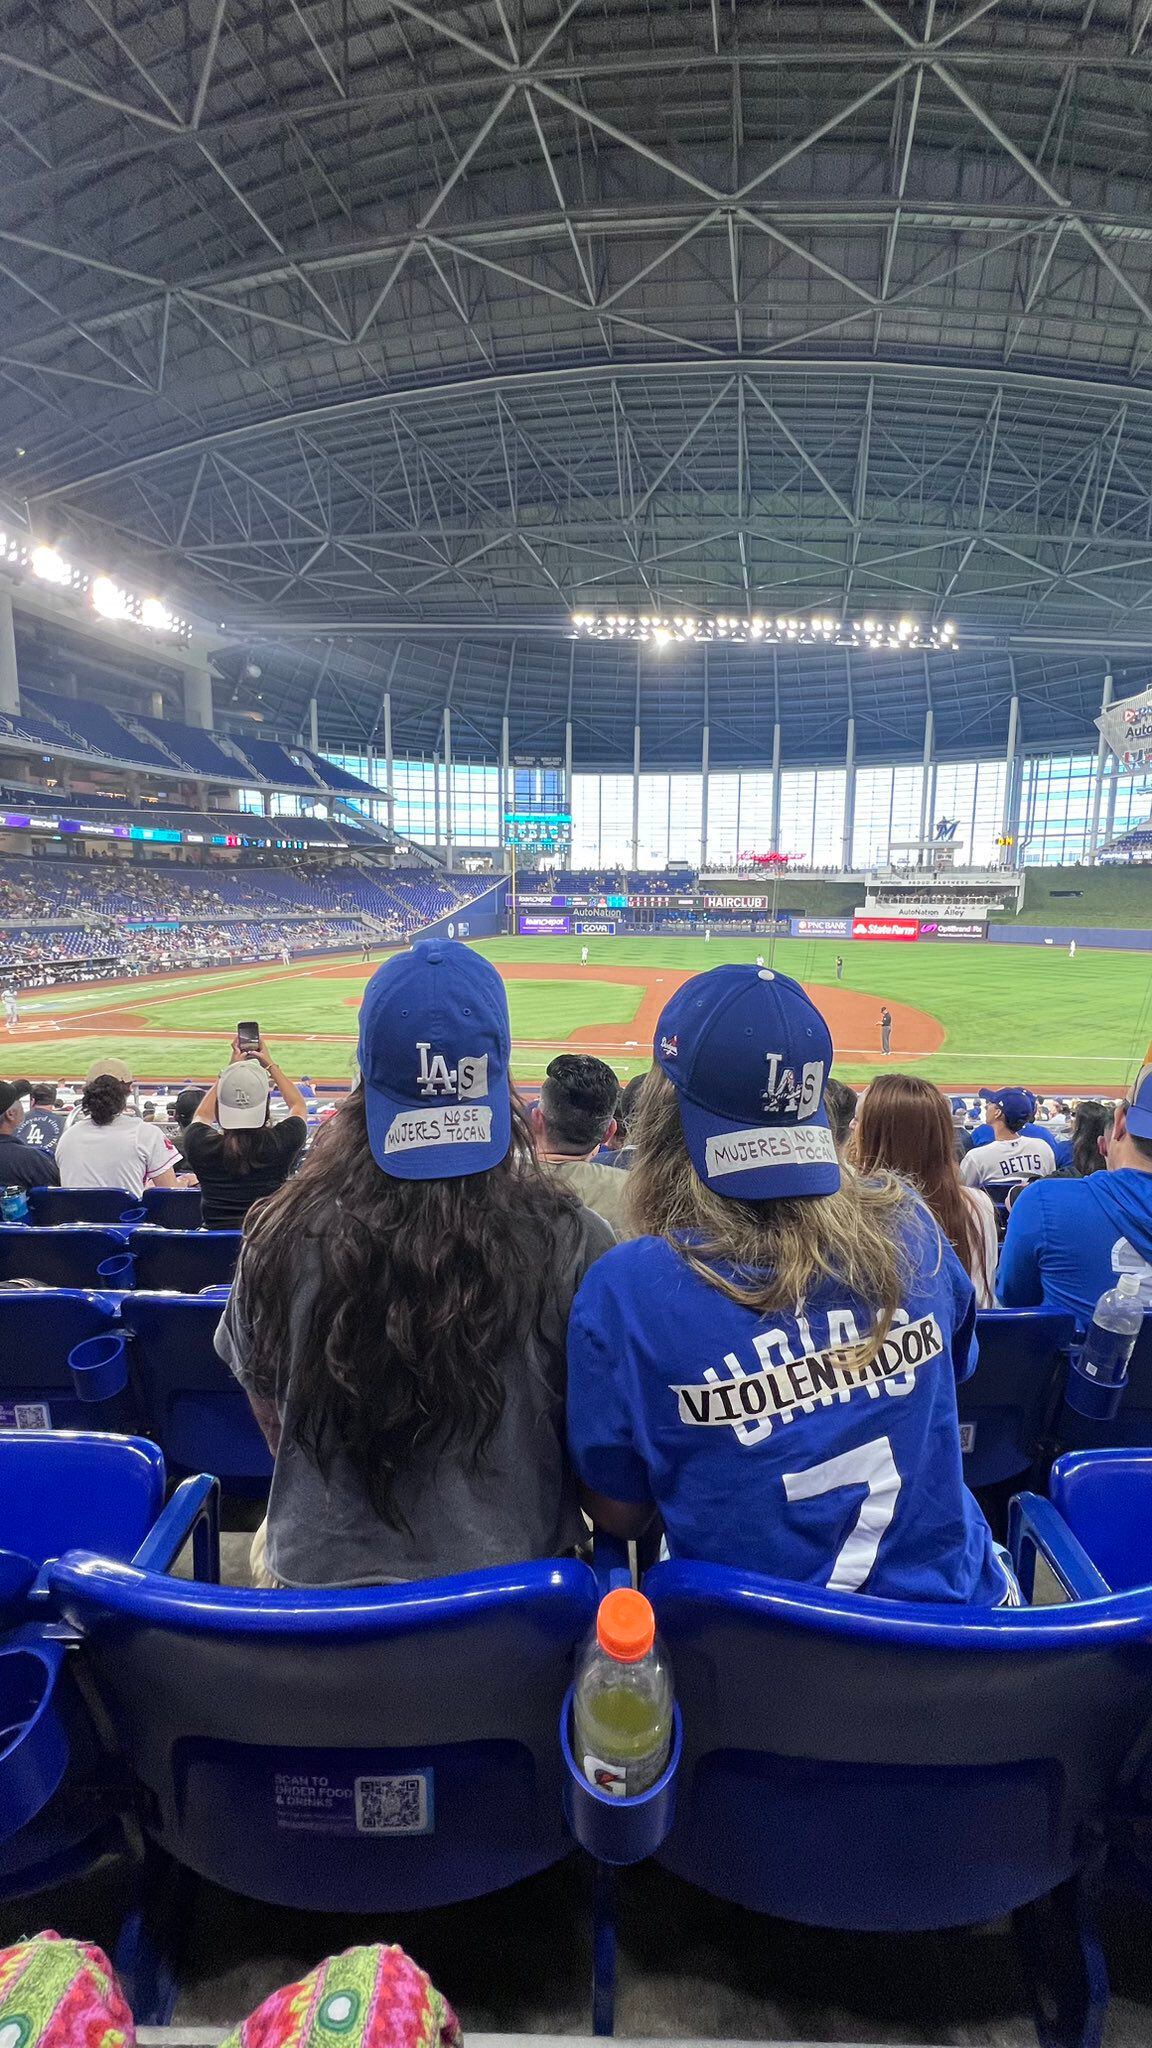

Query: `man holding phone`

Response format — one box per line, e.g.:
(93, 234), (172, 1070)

(183, 1030), (309, 1229)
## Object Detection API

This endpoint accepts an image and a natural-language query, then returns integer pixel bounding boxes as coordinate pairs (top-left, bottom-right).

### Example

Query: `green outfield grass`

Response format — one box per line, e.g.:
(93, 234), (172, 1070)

(6, 933), (1152, 1090)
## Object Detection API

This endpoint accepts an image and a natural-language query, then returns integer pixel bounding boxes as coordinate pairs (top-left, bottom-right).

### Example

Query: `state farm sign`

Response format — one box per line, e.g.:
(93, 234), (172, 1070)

(851, 916), (920, 942)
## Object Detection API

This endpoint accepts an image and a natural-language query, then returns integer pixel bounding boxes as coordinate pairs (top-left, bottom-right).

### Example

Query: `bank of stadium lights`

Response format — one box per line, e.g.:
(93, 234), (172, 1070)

(0, 531), (190, 643)
(569, 611), (958, 651)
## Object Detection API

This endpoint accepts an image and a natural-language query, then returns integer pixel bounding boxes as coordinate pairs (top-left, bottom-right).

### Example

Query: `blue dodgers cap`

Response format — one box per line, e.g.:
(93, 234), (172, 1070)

(1125, 1065), (1152, 1140)
(979, 1084), (1036, 1126)
(654, 964), (840, 1200)
(357, 940), (512, 1179)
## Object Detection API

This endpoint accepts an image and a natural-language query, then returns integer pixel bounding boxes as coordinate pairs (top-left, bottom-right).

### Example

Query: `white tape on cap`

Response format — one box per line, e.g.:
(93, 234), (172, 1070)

(704, 1123), (838, 1178)
(385, 1105), (493, 1152)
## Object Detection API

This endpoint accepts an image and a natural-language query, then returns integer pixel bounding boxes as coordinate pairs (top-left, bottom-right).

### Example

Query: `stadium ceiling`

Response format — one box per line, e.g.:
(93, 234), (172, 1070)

(3, 0), (1152, 757)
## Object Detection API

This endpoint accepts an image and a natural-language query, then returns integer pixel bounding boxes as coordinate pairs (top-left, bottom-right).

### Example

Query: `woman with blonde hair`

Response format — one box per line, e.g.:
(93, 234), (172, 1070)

(851, 1073), (998, 1307)
(567, 965), (1014, 1604)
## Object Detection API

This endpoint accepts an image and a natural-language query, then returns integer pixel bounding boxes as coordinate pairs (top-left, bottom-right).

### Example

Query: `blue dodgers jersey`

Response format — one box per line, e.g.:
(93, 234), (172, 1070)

(568, 1213), (1010, 1604)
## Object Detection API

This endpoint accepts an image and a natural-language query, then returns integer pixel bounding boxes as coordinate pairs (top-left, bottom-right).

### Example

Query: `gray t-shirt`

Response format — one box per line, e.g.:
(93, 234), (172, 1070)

(215, 1202), (615, 1587)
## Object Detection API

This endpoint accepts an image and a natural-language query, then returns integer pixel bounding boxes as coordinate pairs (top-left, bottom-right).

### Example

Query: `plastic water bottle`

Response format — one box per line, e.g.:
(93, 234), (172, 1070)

(573, 1588), (672, 1798)
(0, 1185), (27, 1223)
(1067, 1271), (1144, 1418)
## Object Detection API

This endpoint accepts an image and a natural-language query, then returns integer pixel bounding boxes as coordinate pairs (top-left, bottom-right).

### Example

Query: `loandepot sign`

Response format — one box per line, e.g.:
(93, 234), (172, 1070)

(1098, 685), (1152, 764)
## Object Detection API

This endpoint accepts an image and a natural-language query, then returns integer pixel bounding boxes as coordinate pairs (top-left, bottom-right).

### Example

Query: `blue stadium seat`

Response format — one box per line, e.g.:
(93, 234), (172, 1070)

(0, 1464), (218, 1911)
(0, 1431), (165, 1581)
(959, 1309), (1075, 1488)
(47, 1556), (597, 2011)
(28, 1187), (140, 1226)
(0, 1289), (125, 1433)
(127, 1228), (242, 1292)
(0, 1226), (134, 1289)
(1048, 1449), (1152, 1593)
(120, 1292), (272, 1492)
(642, 1556), (1152, 2048)
(1058, 1314), (1152, 1451)
(140, 1187), (203, 1229)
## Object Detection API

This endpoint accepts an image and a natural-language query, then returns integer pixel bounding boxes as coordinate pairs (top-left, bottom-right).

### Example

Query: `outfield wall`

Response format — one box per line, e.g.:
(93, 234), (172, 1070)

(988, 923), (1152, 951)
(421, 879), (507, 941)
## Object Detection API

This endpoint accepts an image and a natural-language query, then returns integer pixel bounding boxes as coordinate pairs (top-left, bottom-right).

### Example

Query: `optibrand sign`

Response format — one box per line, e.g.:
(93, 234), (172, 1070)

(917, 920), (988, 941)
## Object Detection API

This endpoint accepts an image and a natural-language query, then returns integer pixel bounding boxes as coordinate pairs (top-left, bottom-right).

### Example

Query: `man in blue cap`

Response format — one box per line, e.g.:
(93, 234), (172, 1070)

(999, 1068), (1152, 1323)
(566, 963), (1015, 1604)
(967, 1084), (1071, 1168)
(959, 1087), (1058, 1190)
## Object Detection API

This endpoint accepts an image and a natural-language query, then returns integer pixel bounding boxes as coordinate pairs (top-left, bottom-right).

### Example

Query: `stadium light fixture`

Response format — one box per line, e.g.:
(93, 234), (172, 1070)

(569, 610), (958, 650)
(0, 530), (191, 643)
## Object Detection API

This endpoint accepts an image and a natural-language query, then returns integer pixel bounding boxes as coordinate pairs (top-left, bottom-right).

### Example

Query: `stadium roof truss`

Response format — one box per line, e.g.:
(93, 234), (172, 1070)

(2, 0), (1152, 754)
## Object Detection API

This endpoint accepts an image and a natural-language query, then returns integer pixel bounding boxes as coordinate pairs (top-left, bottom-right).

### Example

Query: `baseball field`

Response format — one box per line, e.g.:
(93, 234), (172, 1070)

(3, 931), (1151, 1094)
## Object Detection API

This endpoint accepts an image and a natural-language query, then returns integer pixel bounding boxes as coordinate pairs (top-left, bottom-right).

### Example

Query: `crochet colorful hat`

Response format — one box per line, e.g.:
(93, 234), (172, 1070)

(220, 1946), (462, 2048)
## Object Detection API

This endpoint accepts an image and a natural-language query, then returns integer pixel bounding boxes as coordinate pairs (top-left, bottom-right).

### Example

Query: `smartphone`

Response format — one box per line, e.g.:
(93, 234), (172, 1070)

(237, 1020), (261, 1053)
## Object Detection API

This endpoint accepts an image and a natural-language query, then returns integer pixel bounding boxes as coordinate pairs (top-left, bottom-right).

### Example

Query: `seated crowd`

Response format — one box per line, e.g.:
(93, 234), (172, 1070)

(1, 941), (1142, 1612)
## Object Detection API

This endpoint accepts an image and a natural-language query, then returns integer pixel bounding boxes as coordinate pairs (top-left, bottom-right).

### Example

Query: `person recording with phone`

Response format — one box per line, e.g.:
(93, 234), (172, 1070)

(183, 1029), (308, 1230)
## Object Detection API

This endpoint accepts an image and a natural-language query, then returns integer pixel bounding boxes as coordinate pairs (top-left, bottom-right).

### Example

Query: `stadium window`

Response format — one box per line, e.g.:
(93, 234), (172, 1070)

(668, 774), (702, 865)
(739, 770), (776, 855)
(777, 770), (817, 864)
(705, 772), (740, 866)
(570, 774), (601, 866)
(812, 768), (846, 867)
(451, 763), (500, 847)
(637, 774), (670, 870)
(598, 774), (634, 867)
(852, 765), (892, 867)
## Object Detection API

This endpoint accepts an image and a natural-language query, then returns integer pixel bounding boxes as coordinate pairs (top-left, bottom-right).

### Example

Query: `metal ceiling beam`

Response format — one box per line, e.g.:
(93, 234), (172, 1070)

(33, 354), (1152, 500)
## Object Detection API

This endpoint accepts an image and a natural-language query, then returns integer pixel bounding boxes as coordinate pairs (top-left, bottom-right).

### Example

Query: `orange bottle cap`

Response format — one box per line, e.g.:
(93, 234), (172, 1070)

(597, 1588), (655, 1663)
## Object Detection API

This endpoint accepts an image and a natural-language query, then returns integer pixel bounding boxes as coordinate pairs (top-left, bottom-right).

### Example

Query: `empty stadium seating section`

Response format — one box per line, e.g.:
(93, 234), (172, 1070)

(0, 689), (379, 796)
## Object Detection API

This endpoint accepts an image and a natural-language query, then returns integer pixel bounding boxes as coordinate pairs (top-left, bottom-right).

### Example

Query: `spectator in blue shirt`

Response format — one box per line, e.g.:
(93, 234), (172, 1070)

(998, 1069), (1152, 1324)
(567, 965), (1014, 1605)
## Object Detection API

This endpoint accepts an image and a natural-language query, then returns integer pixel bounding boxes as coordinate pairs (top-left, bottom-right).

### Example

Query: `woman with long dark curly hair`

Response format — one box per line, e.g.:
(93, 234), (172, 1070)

(216, 941), (614, 1587)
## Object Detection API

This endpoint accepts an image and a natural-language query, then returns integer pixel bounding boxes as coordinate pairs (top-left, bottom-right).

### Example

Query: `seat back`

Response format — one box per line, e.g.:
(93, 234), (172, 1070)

(122, 1293), (272, 1490)
(0, 1290), (123, 1432)
(27, 1188), (139, 1227)
(1050, 1449), (1152, 1592)
(646, 1558), (1152, 1931)
(959, 1309), (1075, 1486)
(0, 1227), (132, 1290)
(141, 1187), (203, 1229)
(50, 1557), (598, 1913)
(127, 1229), (242, 1292)
(1059, 1314), (1152, 1450)
(0, 1431), (165, 1568)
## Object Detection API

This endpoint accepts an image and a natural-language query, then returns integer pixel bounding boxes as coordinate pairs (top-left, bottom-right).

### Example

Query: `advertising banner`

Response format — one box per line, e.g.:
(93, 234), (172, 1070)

(791, 915), (854, 938)
(852, 916), (920, 942)
(1098, 684), (1152, 764)
(518, 913), (571, 936)
(917, 920), (988, 941)
(575, 920), (617, 936)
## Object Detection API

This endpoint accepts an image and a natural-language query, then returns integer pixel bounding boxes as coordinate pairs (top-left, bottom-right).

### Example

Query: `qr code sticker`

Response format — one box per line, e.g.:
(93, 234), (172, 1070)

(354, 1773), (432, 1836)
(958, 1422), (976, 1453)
(0, 1402), (51, 1430)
